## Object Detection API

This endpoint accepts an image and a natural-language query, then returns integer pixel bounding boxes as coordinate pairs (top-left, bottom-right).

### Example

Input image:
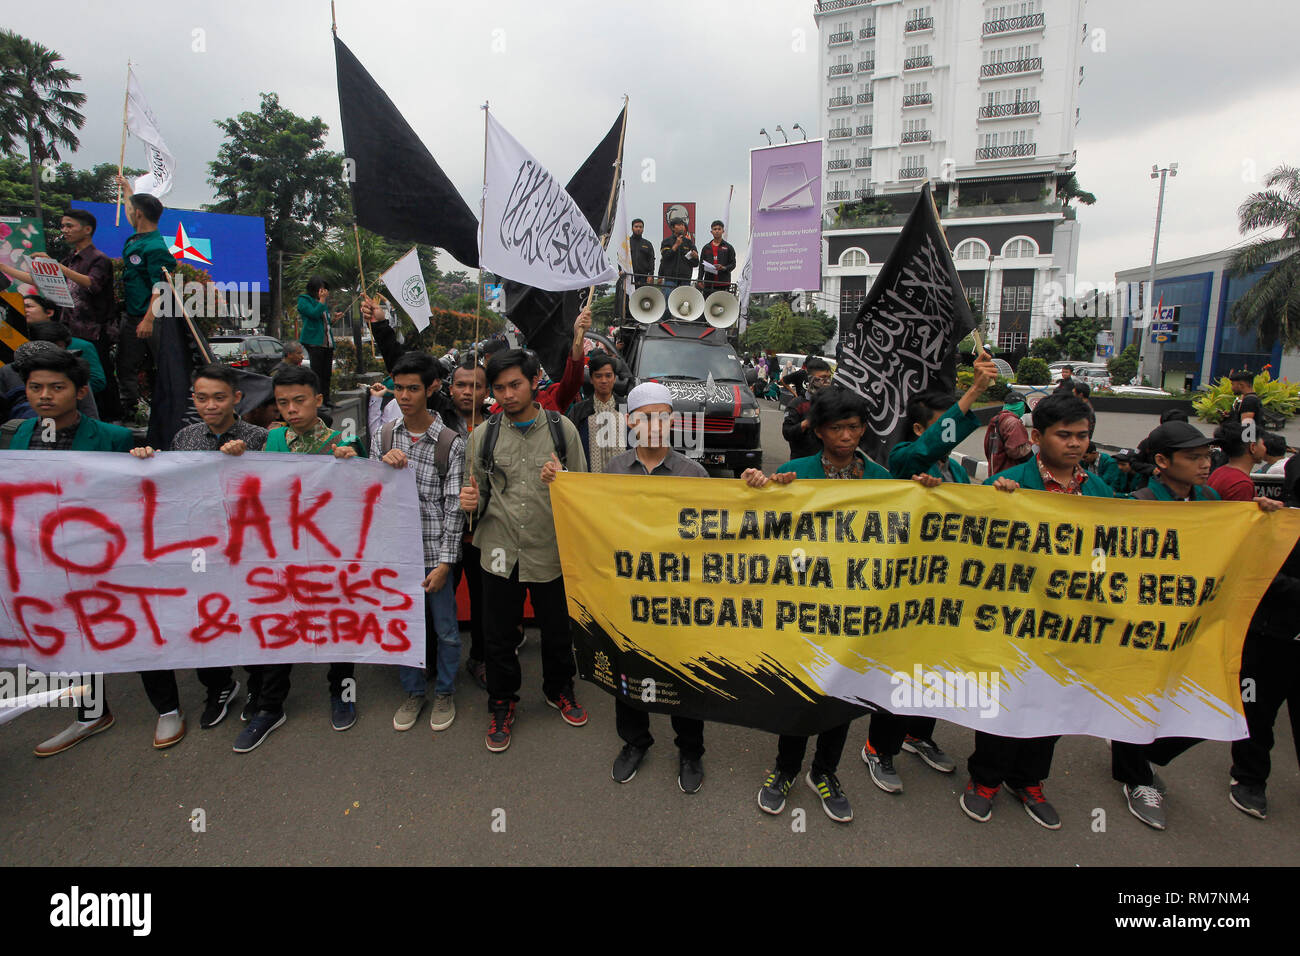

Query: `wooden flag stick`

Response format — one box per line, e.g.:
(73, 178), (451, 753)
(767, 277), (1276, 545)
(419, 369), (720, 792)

(115, 61), (130, 227)
(475, 101), (489, 356)
(586, 96), (629, 311)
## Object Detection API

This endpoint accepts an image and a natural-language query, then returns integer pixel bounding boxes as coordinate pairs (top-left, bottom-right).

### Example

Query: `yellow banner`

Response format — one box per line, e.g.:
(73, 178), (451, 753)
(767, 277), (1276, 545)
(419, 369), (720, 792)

(550, 474), (1300, 742)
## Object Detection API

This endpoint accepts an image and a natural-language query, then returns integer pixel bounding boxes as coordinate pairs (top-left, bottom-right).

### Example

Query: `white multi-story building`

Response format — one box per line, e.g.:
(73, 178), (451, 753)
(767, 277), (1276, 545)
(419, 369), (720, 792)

(813, 0), (1087, 352)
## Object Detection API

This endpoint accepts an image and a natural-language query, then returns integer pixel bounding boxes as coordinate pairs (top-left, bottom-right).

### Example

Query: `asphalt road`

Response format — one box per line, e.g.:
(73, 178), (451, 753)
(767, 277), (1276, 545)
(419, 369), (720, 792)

(1, 403), (1296, 866)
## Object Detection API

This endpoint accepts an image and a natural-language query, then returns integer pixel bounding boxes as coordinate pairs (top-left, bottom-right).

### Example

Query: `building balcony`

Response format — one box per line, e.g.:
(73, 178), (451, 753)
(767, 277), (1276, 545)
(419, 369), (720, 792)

(857, 59), (875, 73)
(828, 127), (853, 140)
(901, 129), (931, 143)
(903, 55), (934, 70)
(829, 63), (854, 78)
(902, 92), (933, 108)
(828, 158), (852, 171)
(980, 57), (1043, 78)
(828, 95), (853, 109)
(856, 91), (873, 104)
(859, 25), (876, 39)
(854, 156), (872, 168)
(815, 0), (871, 14)
(975, 143), (1037, 160)
(827, 189), (852, 201)
(899, 166), (927, 180)
(854, 187), (874, 199)
(978, 100), (1040, 119)
(905, 16), (935, 32)
(829, 31), (853, 46)
(982, 12), (1046, 37)
(855, 124), (873, 137)
(943, 199), (1074, 221)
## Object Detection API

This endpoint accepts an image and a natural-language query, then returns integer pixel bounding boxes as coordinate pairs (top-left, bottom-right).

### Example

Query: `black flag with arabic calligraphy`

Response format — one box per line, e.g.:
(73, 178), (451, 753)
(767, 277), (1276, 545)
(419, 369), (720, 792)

(837, 182), (975, 461)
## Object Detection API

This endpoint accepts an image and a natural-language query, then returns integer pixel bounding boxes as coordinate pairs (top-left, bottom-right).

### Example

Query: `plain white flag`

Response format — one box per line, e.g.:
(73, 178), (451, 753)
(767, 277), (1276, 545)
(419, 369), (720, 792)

(381, 247), (433, 332)
(126, 68), (175, 199)
(609, 179), (634, 295)
(480, 113), (616, 291)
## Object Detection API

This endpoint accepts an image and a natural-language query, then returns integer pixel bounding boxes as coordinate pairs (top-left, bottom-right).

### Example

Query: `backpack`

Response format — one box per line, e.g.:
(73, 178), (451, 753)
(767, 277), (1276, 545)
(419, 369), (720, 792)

(380, 418), (459, 477)
(475, 410), (568, 513)
(0, 418), (21, 450)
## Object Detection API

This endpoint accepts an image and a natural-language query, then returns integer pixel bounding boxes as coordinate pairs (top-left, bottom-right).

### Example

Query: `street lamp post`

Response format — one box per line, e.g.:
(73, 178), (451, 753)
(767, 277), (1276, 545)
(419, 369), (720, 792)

(1139, 162), (1178, 387)
(983, 253), (996, 347)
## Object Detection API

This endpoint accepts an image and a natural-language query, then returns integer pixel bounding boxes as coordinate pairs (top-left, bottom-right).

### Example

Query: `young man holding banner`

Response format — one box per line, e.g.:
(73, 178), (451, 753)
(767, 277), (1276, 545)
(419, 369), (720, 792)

(128, 363), (266, 747)
(861, 352), (1000, 795)
(560, 382), (710, 793)
(742, 387), (941, 823)
(234, 365), (365, 752)
(968, 393), (1113, 829)
(1111, 420), (1282, 829)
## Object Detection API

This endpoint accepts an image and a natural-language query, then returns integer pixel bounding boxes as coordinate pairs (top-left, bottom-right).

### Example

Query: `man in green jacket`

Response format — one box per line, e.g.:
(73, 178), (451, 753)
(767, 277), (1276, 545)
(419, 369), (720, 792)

(961, 393), (1113, 830)
(113, 177), (174, 421)
(860, 352), (1001, 794)
(743, 386), (941, 825)
(1, 346), (134, 756)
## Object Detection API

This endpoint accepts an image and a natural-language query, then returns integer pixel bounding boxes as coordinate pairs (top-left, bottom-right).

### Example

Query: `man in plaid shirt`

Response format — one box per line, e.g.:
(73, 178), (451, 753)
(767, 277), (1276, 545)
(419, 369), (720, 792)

(368, 353), (467, 733)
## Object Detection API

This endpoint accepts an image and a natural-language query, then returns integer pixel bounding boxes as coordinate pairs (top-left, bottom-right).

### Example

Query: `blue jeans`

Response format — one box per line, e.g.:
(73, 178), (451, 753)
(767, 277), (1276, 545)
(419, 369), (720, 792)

(398, 567), (462, 697)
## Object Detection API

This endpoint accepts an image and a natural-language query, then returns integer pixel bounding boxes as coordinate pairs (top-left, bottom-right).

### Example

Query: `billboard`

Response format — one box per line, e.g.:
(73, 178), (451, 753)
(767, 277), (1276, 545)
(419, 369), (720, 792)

(0, 216), (47, 295)
(661, 201), (695, 240)
(71, 201), (270, 289)
(748, 140), (823, 294)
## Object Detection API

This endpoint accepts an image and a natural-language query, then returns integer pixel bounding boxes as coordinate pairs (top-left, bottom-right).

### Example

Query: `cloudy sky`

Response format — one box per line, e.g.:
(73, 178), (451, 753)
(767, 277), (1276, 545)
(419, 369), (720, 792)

(7, 0), (1299, 289)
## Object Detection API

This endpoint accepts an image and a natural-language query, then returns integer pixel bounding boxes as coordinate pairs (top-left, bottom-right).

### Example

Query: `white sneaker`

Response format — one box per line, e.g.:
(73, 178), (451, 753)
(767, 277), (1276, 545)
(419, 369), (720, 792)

(154, 710), (187, 749)
(34, 710), (116, 757)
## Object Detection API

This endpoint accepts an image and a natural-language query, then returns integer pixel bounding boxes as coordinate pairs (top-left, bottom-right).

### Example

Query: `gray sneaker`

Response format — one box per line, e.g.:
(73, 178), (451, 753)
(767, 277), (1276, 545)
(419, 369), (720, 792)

(861, 742), (903, 793)
(430, 694), (455, 731)
(393, 693), (426, 731)
(1123, 782), (1167, 830)
(902, 734), (956, 773)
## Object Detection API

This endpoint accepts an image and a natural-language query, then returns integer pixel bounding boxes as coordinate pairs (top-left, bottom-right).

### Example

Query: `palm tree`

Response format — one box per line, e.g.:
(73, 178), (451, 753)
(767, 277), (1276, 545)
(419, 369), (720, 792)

(0, 31), (86, 220)
(1228, 164), (1300, 349)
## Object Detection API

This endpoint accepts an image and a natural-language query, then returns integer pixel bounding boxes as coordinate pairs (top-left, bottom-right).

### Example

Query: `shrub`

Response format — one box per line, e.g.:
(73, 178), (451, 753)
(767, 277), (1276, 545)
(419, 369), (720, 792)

(985, 376), (1012, 401)
(1192, 368), (1299, 423)
(1107, 344), (1139, 386)
(1014, 356), (1051, 385)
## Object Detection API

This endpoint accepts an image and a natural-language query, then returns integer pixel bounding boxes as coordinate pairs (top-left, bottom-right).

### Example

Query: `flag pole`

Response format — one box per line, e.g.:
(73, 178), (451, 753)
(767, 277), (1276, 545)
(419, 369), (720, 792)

(115, 61), (130, 227)
(586, 95), (629, 310)
(475, 101), (488, 357)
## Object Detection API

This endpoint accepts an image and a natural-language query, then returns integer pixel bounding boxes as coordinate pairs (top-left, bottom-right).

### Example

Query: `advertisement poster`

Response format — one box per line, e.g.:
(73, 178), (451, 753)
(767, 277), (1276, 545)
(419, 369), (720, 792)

(661, 201), (696, 241)
(748, 141), (823, 294)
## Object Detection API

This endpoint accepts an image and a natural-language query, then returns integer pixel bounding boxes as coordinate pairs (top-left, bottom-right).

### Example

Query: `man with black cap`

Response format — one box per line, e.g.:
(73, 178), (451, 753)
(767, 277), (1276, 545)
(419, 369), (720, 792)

(574, 381), (711, 794)
(1113, 419), (1282, 830)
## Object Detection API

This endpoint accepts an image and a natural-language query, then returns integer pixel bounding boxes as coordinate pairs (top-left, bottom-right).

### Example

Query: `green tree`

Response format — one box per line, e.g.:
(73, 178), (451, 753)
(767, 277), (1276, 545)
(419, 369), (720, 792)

(0, 158), (141, 258)
(1028, 337), (1061, 361)
(0, 31), (86, 222)
(1055, 314), (1103, 360)
(1107, 344), (1139, 386)
(1227, 163), (1300, 349)
(1056, 173), (1097, 208)
(1015, 356), (1051, 385)
(740, 300), (827, 353)
(207, 92), (348, 336)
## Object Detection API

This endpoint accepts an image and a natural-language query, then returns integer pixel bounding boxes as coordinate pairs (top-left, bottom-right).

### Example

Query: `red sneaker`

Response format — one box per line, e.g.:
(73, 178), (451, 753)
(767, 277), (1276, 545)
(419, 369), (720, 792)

(546, 691), (587, 727)
(485, 700), (516, 753)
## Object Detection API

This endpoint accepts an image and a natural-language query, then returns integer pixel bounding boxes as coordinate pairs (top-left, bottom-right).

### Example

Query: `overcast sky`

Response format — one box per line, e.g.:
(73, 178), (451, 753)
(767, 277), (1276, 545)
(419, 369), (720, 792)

(7, 0), (1299, 290)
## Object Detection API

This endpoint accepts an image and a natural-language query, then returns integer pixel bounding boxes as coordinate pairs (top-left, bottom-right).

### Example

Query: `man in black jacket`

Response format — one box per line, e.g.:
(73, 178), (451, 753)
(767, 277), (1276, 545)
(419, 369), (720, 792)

(659, 219), (698, 288)
(629, 219), (656, 287)
(781, 357), (832, 459)
(698, 220), (738, 291)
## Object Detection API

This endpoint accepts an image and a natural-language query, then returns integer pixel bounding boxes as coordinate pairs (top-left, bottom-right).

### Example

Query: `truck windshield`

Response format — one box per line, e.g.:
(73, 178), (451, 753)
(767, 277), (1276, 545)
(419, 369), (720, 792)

(638, 339), (745, 382)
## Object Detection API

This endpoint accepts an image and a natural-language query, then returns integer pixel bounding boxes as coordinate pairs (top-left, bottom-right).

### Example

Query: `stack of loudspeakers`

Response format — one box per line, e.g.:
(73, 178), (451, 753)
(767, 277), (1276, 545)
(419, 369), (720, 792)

(627, 284), (739, 329)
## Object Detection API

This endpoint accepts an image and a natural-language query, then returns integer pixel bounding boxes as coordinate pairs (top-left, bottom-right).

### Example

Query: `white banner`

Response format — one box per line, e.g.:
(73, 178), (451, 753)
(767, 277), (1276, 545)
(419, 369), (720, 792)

(480, 112), (616, 291)
(126, 67), (175, 199)
(27, 256), (75, 307)
(380, 246), (433, 332)
(0, 451), (426, 673)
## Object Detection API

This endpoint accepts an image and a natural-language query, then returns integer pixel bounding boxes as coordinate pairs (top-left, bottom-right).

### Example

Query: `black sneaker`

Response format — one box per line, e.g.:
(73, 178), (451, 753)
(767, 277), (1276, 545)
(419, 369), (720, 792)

(1007, 782), (1061, 830)
(806, 769), (852, 823)
(758, 769), (796, 815)
(960, 778), (999, 823)
(678, 755), (704, 794)
(240, 694), (258, 722)
(330, 695), (356, 732)
(465, 658), (487, 691)
(232, 711), (286, 753)
(1229, 779), (1267, 819)
(612, 744), (648, 783)
(200, 680), (240, 729)
(485, 701), (516, 753)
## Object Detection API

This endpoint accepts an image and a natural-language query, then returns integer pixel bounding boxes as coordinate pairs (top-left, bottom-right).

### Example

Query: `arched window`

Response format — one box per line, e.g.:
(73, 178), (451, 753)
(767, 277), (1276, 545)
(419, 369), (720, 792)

(954, 238), (990, 261)
(839, 247), (868, 267)
(1002, 236), (1038, 258)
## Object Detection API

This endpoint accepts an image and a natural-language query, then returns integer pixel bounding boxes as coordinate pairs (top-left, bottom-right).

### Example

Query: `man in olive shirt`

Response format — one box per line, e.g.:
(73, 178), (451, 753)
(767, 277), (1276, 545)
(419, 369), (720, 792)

(459, 348), (588, 753)
(114, 176), (174, 419)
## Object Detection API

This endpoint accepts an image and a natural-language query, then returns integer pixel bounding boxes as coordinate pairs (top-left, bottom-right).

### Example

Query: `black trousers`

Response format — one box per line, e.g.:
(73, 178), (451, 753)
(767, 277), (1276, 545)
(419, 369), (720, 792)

(306, 345), (334, 405)
(776, 721), (852, 776)
(1230, 629), (1299, 788)
(116, 316), (157, 409)
(481, 566), (575, 704)
(452, 541), (485, 662)
(139, 667), (232, 714)
(615, 698), (704, 758)
(968, 732), (1059, 789)
(247, 661), (354, 715)
(868, 711), (939, 757)
(92, 334), (122, 422)
(1111, 737), (1203, 786)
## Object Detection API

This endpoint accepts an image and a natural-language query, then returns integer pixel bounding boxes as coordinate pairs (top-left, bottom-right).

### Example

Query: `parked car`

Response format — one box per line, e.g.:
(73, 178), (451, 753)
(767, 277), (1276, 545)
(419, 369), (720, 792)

(1109, 385), (1171, 398)
(209, 335), (286, 375)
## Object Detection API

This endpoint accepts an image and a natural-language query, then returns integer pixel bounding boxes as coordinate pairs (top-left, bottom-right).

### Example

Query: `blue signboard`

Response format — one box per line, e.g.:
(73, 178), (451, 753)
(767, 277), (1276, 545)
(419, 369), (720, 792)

(71, 201), (269, 289)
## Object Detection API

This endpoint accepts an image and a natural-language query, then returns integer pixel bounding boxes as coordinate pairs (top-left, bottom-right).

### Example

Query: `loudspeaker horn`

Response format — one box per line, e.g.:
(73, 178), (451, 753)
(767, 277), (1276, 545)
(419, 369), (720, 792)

(666, 285), (705, 321)
(703, 291), (740, 329)
(628, 285), (666, 323)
